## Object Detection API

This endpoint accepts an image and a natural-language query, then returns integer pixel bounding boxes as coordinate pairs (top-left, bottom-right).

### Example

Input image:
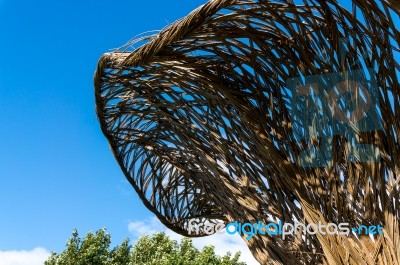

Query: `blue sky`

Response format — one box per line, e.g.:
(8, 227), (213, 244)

(0, 1), (258, 264)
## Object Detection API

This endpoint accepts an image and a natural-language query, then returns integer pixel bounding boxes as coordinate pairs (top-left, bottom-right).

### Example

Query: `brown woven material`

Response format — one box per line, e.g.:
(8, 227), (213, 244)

(94, 0), (400, 264)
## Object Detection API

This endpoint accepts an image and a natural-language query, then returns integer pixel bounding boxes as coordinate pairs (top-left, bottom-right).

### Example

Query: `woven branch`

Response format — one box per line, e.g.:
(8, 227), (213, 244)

(94, 0), (400, 264)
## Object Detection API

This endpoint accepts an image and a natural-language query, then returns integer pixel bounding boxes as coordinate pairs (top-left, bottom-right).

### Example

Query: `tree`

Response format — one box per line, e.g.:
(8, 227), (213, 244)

(45, 229), (246, 265)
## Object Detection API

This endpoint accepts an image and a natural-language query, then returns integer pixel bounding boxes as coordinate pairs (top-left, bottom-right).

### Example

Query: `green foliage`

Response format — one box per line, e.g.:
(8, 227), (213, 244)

(45, 228), (129, 265)
(46, 229), (247, 265)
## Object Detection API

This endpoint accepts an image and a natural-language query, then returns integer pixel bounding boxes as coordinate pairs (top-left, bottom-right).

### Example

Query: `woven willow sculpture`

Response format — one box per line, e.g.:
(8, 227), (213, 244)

(94, 0), (400, 264)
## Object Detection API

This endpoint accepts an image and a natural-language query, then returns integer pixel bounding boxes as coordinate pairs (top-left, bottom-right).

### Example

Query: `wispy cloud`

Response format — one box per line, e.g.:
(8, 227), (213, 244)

(128, 217), (260, 265)
(128, 216), (163, 237)
(0, 247), (50, 265)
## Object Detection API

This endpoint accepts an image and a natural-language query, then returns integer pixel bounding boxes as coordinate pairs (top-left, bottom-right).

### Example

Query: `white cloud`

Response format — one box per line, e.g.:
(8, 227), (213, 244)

(0, 247), (50, 265)
(128, 217), (260, 265)
(128, 216), (163, 237)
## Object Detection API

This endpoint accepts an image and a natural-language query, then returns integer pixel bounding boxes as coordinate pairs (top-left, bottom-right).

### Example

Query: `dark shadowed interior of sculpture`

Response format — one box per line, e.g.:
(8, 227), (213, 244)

(94, 0), (400, 264)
